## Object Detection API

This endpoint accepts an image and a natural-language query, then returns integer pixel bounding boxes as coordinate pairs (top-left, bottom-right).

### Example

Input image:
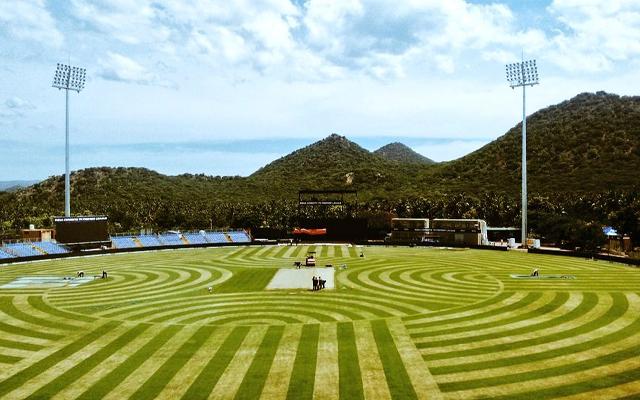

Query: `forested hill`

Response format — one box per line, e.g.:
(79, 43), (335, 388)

(373, 142), (435, 164)
(2, 91), (640, 232)
(430, 92), (640, 192)
(248, 134), (428, 196)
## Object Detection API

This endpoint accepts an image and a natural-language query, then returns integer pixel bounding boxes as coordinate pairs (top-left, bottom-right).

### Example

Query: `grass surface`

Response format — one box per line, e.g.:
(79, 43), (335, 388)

(0, 245), (639, 399)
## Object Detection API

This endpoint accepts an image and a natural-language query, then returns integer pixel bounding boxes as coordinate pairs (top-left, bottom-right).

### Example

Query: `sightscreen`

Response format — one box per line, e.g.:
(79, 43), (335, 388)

(53, 216), (109, 244)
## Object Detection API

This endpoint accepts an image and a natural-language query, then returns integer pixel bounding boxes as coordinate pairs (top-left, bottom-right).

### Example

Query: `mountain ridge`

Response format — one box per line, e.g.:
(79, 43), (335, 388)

(373, 142), (435, 164)
(3, 91), (639, 227)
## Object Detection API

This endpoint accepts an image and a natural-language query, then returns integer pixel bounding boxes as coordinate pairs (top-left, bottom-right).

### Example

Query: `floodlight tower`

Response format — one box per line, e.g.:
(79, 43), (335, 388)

(506, 56), (539, 248)
(52, 63), (86, 217)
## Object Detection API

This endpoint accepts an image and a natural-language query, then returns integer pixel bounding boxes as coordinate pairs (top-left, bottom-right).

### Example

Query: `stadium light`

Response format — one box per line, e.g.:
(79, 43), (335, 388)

(52, 63), (86, 217)
(506, 55), (539, 249)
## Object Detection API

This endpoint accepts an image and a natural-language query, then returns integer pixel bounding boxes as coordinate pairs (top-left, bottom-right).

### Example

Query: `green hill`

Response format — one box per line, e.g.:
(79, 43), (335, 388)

(374, 142), (435, 164)
(248, 134), (428, 198)
(2, 91), (639, 235)
(431, 91), (640, 193)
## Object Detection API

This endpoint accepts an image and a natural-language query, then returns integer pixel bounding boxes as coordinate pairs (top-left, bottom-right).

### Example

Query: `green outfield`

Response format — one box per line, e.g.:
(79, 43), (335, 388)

(1, 245), (639, 399)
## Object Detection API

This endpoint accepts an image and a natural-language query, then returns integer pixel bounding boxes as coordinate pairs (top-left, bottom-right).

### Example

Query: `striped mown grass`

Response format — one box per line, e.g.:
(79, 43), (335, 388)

(0, 245), (639, 398)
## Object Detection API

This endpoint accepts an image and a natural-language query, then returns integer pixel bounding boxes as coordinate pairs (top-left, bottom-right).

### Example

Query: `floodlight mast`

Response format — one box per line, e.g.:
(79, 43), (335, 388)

(506, 55), (539, 249)
(52, 63), (86, 217)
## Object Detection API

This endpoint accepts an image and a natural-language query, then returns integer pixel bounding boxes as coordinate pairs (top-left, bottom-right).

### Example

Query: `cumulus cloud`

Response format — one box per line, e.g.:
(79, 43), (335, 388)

(0, 0), (63, 47)
(546, 0), (640, 72)
(97, 52), (175, 87)
(0, 97), (36, 118)
(70, 0), (171, 46)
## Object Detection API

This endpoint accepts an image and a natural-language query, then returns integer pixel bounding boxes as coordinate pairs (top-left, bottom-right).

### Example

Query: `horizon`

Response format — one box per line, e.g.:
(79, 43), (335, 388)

(1, 1), (640, 180)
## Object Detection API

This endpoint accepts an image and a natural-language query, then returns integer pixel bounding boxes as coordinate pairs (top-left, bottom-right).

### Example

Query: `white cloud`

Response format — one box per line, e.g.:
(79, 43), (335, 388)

(97, 52), (174, 87)
(0, 0), (63, 47)
(0, 96), (36, 118)
(546, 0), (640, 72)
(71, 0), (171, 45)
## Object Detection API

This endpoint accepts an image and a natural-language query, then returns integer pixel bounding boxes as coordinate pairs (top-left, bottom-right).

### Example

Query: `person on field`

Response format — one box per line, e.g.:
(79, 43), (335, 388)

(102, 270), (108, 279)
(312, 276), (317, 291)
(531, 268), (539, 277)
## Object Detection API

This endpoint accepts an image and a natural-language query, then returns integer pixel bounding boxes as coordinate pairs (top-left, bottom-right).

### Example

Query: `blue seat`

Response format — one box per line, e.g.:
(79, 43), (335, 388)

(137, 235), (162, 247)
(228, 231), (251, 243)
(184, 233), (207, 245)
(204, 232), (228, 243)
(110, 236), (137, 249)
(0, 248), (16, 259)
(4, 243), (42, 257)
(158, 234), (183, 246)
(33, 241), (70, 254)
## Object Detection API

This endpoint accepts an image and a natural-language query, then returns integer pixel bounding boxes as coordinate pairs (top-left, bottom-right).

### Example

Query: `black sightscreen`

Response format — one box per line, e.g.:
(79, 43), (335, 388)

(54, 216), (109, 244)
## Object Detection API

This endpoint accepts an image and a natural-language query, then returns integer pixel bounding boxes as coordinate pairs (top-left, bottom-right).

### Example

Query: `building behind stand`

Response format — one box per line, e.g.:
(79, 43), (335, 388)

(389, 218), (489, 246)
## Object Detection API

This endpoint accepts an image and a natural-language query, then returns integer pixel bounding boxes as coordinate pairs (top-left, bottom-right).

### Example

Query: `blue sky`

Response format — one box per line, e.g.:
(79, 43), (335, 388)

(1, 0), (639, 180)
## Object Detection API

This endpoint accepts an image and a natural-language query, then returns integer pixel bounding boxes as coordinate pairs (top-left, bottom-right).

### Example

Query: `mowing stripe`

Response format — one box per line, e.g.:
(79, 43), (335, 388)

(72, 325), (182, 400)
(437, 297), (640, 392)
(0, 316), (63, 341)
(556, 379), (640, 400)
(210, 326), (270, 399)
(371, 319), (419, 400)
(155, 327), (234, 400)
(412, 291), (565, 341)
(274, 246), (292, 258)
(460, 356), (640, 399)
(0, 320), (120, 398)
(354, 320), (392, 400)
(130, 324), (218, 400)
(413, 292), (542, 331)
(313, 323), (339, 400)
(25, 323), (150, 399)
(290, 245), (306, 258)
(259, 325), (302, 400)
(99, 325), (202, 400)
(348, 246), (358, 257)
(403, 292), (515, 323)
(242, 246), (266, 258)
(0, 337), (43, 352)
(320, 246), (329, 257)
(425, 293), (625, 365)
(0, 354), (22, 364)
(416, 292), (584, 349)
(387, 319), (442, 400)
(234, 325), (285, 400)
(8, 324), (135, 399)
(334, 246), (343, 258)
(286, 324), (320, 400)
(337, 321), (364, 400)
(180, 325), (251, 400)
(5, 296), (80, 330)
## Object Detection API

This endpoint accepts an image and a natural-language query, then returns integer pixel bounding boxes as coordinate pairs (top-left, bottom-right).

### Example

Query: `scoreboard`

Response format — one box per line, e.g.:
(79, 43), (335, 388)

(53, 216), (109, 245)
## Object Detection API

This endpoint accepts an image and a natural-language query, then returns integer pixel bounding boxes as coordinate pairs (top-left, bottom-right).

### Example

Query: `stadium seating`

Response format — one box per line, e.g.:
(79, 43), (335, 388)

(110, 236), (138, 249)
(204, 232), (228, 243)
(4, 243), (43, 257)
(158, 233), (183, 246)
(227, 231), (251, 243)
(184, 233), (207, 245)
(33, 241), (70, 255)
(137, 234), (163, 247)
(0, 248), (16, 259)
(0, 230), (252, 261)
